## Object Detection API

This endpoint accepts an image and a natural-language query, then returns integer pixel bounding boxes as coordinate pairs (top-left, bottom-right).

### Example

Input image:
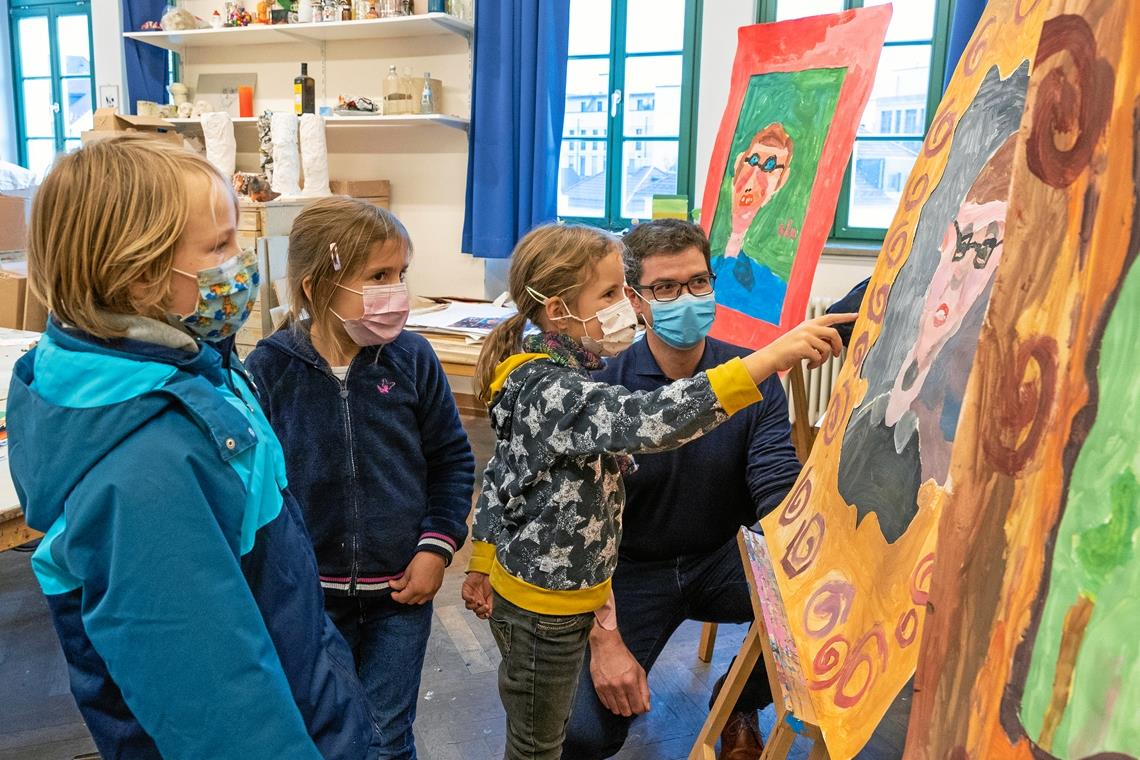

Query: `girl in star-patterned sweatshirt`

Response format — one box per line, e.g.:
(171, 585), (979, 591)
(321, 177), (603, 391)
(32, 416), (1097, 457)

(461, 222), (852, 760)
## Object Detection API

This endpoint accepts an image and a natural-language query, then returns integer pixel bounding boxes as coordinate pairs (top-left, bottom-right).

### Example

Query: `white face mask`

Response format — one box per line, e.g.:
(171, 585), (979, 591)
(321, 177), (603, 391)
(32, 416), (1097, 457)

(526, 285), (639, 357)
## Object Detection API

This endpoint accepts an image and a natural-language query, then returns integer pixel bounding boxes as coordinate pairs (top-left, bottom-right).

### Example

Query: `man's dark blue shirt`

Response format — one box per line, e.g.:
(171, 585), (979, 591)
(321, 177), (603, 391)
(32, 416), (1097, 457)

(594, 335), (802, 562)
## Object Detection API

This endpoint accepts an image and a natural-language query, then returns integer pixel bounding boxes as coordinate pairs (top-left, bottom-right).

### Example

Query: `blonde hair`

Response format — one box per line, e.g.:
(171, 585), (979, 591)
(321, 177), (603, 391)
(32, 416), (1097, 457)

(28, 135), (234, 338)
(286, 197), (411, 345)
(473, 223), (621, 403)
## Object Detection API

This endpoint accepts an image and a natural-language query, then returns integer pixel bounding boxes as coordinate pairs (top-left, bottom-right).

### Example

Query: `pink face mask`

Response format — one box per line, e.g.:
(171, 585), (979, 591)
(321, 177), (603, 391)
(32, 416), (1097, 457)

(331, 282), (410, 346)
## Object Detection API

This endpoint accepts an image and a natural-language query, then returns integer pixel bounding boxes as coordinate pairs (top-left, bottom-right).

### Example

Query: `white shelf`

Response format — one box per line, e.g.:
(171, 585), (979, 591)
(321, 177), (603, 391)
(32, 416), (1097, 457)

(167, 113), (469, 131)
(123, 12), (472, 52)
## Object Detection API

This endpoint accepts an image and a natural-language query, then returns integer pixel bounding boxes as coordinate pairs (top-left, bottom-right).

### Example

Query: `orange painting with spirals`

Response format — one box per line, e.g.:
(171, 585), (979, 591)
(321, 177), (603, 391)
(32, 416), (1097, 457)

(757, 1), (1050, 756)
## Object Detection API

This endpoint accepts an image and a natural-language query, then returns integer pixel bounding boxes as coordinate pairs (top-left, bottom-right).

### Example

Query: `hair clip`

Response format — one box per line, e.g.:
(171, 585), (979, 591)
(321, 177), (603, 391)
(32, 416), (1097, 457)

(329, 242), (342, 271)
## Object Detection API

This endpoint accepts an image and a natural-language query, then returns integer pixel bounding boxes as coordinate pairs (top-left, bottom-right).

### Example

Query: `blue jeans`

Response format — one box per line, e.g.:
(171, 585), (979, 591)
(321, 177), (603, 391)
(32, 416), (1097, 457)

(562, 535), (773, 759)
(324, 594), (433, 760)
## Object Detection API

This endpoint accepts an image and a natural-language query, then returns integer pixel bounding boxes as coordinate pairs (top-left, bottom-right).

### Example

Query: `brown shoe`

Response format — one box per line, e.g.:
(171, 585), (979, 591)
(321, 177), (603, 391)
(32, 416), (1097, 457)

(719, 709), (763, 759)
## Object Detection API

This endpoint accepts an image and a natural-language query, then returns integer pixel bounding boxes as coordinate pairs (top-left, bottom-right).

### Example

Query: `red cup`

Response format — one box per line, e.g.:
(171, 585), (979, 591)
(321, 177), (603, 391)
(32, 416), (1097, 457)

(238, 86), (254, 117)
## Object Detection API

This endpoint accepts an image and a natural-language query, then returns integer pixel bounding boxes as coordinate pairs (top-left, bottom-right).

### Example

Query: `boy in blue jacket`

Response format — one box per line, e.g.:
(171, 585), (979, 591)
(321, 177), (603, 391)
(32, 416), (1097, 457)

(7, 136), (382, 759)
(245, 197), (475, 760)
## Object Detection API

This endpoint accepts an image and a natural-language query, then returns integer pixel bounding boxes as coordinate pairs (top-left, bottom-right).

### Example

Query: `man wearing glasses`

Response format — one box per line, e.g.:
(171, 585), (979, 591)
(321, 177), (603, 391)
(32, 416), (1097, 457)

(563, 219), (802, 759)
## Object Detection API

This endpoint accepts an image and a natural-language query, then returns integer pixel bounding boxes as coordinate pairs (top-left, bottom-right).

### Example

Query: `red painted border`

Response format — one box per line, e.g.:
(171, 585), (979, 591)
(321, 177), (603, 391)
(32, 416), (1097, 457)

(702, 7), (891, 349)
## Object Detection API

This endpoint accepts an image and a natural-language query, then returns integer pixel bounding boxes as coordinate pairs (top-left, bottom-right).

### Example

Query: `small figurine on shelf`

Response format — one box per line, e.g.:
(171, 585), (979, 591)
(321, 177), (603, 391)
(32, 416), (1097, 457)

(209, 10), (223, 27)
(233, 172), (280, 202)
(321, 0), (338, 21)
(168, 82), (190, 106)
(365, 0), (378, 17)
(256, 0), (270, 23)
(223, 1), (253, 25)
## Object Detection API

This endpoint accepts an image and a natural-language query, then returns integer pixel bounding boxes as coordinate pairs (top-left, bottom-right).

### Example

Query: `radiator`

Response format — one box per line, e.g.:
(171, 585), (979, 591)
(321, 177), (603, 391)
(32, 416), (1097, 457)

(781, 297), (846, 427)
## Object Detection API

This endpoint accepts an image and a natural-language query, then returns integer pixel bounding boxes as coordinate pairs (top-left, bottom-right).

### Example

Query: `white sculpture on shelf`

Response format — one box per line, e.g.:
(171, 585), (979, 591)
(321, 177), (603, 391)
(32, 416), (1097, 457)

(200, 112), (236, 179)
(270, 112), (302, 198)
(299, 114), (331, 197)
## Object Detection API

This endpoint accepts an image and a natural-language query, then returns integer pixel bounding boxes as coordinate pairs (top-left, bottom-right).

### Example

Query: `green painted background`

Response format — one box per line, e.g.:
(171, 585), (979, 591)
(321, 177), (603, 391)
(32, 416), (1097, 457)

(707, 67), (846, 281)
(1019, 255), (1140, 756)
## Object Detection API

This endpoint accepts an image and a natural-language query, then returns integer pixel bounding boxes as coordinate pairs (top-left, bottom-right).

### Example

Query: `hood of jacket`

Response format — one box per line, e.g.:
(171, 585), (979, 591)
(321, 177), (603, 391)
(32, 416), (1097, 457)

(8, 320), (246, 534)
(484, 353), (549, 436)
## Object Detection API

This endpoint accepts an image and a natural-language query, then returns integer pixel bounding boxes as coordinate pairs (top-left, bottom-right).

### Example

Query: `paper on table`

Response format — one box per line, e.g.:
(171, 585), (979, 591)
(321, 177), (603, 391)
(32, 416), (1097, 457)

(406, 301), (517, 339)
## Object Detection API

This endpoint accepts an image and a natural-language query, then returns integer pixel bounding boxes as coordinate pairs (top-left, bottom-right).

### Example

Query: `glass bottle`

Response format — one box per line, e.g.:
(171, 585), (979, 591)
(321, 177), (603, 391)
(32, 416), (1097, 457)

(419, 72), (434, 114)
(383, 65), (403, 115)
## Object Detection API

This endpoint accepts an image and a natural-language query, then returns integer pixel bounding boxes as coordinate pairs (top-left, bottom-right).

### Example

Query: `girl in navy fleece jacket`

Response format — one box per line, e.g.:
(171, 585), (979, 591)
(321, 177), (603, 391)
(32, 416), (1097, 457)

(246, 198), (474, 760)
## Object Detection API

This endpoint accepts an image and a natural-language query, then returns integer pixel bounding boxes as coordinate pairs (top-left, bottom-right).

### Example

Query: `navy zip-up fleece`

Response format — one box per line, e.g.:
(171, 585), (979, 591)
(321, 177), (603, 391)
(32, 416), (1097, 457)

(593, 336), (802, 562)
(245, 325), (474, 595)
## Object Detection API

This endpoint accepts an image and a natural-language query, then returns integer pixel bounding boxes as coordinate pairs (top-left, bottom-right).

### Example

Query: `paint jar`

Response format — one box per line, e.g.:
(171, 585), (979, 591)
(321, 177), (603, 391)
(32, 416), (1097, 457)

(238, 85), (254, 117)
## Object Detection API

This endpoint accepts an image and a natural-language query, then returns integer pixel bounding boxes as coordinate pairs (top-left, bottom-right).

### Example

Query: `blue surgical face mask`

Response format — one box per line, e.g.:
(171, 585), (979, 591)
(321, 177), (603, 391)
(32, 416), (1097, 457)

(172, 248), (260, 342)
(640, 291), (716, 349)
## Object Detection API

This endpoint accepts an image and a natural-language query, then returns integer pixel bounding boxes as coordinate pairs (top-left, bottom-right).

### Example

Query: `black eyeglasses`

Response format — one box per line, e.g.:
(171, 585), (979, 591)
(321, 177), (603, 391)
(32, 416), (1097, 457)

(745, 153), (786, 173)
(635, 273), (716, 302)
(952, 220), (1002, 269)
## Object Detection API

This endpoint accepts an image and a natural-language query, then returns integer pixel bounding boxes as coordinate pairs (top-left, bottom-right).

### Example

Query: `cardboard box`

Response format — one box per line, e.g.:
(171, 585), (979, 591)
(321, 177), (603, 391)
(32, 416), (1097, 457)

(329, 180), (391, 200)
(81, 108), (183, 146)
(0, 195), (30, 253)
(22, 289), (48, 333)
(0, 273), (26, 330)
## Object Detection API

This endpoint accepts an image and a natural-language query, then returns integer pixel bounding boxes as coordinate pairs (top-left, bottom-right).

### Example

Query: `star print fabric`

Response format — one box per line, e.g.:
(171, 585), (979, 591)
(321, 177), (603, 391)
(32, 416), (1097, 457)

(471, 355), (735, 597)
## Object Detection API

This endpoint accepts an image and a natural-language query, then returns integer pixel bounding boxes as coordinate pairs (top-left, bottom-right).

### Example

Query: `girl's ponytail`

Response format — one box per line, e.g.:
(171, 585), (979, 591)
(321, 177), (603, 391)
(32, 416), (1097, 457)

(474, 312), (528, 403)
(473, 223), (622, 405)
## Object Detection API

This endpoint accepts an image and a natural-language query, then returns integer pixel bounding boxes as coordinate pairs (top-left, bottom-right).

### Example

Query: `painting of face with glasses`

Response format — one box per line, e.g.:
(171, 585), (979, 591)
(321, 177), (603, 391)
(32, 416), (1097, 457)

(699, 10), (890, 348)
(704, 67), (845, 328)
(727, 124), (793, 258)
(837, 64), (1026, 544)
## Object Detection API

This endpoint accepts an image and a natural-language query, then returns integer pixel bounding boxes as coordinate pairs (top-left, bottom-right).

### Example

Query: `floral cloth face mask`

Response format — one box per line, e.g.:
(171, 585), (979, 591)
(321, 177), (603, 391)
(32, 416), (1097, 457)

(172, 248), (260, 342)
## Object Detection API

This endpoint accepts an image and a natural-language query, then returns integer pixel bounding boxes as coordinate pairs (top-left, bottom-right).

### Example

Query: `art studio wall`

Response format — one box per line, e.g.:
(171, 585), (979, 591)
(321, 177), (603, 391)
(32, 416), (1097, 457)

(0, 0), (876, 304)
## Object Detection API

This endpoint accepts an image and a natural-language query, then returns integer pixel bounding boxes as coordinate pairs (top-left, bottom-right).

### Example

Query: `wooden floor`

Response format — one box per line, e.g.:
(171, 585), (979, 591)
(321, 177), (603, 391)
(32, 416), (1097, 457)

(0, 414), (909, 760)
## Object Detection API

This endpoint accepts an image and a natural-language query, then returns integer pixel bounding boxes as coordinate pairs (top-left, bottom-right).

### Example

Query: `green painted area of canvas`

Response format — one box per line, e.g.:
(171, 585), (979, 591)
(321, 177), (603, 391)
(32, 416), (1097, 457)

(1020, 255), (1140, 757)
(707, 67), (845, 282)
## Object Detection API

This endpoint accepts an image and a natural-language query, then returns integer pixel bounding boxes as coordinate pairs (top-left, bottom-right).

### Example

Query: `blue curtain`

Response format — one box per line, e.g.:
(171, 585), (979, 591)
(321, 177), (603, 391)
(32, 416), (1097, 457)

(943, 0), (988, 89)
(461, 0), (571, 259)
(121, 0), (169, 115)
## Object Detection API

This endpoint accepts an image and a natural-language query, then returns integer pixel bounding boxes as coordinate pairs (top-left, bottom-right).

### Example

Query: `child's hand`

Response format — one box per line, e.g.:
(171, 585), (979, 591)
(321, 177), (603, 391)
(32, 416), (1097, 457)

(461, 572), (493, 619)
(744, 312), (857, 380)
(390, 552), (446, 605)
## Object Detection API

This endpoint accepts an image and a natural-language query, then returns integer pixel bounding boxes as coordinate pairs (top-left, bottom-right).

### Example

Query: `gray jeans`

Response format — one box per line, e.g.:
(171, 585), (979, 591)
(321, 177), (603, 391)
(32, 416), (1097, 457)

(490, 592), (594, 760)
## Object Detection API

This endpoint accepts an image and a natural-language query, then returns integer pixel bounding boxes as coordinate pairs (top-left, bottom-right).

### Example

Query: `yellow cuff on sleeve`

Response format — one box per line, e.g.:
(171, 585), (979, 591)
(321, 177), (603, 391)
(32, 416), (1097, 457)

(467, 540), (496, 575)
(706, 357), (763, 416)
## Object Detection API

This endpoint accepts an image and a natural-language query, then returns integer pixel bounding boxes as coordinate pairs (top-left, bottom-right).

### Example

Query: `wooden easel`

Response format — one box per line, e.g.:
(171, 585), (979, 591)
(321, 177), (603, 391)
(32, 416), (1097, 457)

(688, 529), (831, 760)
(787, 362), (817, 464)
